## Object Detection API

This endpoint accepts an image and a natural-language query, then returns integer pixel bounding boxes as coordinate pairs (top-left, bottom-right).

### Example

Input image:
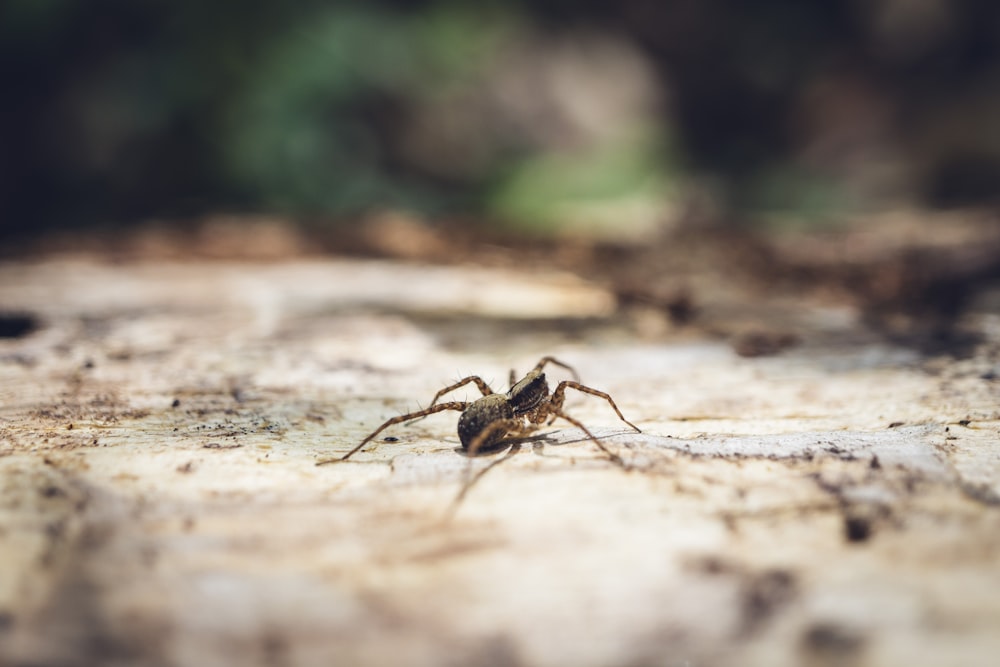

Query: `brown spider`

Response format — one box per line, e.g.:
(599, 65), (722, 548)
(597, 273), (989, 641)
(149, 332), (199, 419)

(317, 356), (641, 465)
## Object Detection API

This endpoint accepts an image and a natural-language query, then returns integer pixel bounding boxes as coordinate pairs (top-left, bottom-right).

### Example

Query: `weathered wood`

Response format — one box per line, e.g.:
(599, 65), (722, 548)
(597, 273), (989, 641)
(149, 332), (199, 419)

(0, 256), (998, 667)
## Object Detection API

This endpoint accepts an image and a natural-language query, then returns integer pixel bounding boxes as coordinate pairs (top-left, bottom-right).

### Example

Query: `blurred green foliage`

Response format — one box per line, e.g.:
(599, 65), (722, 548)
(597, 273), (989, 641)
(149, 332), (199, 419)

(490, 128), (677, 235)
(220, 4), (515, 215)
(4, 0), (1000, 238)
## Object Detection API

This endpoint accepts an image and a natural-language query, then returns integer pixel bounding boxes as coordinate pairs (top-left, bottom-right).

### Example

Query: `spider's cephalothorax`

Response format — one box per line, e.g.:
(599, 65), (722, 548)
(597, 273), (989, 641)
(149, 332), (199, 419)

(457, 368), (550, 451)
(505, 369), (549, 415)
(317, 356), (641, 465)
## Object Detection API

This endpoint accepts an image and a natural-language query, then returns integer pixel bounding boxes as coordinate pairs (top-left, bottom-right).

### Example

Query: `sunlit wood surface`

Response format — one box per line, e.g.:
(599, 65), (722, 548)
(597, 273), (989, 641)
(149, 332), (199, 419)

(1, 256), (998, 667)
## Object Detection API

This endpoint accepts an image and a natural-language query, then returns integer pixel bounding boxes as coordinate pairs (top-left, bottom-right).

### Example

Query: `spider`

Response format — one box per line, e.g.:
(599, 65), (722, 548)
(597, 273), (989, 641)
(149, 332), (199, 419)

(316, 356), (641, 465)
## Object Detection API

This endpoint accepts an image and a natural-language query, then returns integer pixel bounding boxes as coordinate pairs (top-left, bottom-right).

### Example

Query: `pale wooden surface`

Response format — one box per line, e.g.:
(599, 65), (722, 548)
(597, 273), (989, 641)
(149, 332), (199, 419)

(0, 256), (999, 667)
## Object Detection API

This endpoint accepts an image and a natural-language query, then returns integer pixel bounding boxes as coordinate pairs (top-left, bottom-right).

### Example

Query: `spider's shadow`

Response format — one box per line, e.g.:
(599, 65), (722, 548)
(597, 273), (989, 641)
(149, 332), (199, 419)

(444, 428), (637, 514)
(530, 429), (639, 457)
(452, 432), (556, 458)
(452, 428), (634, 458)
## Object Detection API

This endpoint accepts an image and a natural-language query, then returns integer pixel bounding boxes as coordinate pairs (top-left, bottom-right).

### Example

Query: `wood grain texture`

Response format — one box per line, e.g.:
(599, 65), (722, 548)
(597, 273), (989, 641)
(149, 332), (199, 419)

(1, 256), (998, 667)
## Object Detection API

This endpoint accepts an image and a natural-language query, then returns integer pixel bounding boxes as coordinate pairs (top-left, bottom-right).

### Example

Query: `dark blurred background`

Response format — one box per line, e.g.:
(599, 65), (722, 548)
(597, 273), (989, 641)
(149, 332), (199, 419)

(4, 0), (1000, 241)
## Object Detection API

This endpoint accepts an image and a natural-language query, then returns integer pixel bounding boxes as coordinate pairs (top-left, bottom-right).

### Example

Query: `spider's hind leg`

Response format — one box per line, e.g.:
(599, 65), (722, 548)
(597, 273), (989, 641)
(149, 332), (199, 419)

(409, 376), (494, 425)
(427, 376), (494, 407)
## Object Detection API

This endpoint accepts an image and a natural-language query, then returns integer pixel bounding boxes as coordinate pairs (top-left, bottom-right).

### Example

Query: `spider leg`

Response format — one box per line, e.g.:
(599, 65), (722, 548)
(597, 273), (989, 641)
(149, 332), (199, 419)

(463, 418), (533, 459)
(550, 408), (625, 466)
(451, 419), (537, 511)
(408, 376), (494, 424)
(428, 376), (494, 405)
(551, 381), (642, 433)
(448, 443), (523, 515)
(530, 356), (581, 382)
(316, 401), (468, 465)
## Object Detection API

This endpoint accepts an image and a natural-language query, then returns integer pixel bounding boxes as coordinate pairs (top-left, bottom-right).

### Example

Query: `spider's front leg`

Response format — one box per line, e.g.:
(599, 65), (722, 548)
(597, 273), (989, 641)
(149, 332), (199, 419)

(451, 420), (535, 510)
(316, 401), (468, 465)
(463, 419), (538, 458)
(550, 381), (641, 433)
(547, 407), (625, 466)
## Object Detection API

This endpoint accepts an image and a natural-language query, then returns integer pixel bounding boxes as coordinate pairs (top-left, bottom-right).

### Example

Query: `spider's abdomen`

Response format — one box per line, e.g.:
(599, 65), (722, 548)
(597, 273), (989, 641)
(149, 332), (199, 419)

(458, 394), (514, 450)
